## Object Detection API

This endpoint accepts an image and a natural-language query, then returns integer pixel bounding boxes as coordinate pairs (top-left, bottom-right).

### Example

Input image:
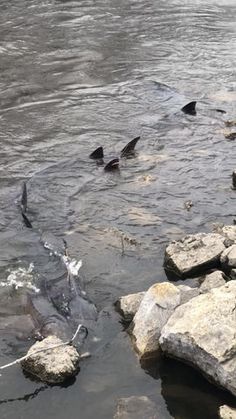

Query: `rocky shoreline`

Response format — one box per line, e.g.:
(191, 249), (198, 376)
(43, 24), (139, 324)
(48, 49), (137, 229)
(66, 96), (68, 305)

(116, 224), (236, 417)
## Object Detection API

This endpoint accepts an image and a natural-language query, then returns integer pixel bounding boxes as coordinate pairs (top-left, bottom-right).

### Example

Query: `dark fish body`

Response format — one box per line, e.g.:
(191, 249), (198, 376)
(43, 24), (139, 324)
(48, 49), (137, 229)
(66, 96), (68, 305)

(89, 146), (104, 160)
(22, 211), (33, 228)
(120, 136), (140, 158)
(181, 101), (197, 116)
(104, 158), (119, 171)
(21, 182), (27, 213)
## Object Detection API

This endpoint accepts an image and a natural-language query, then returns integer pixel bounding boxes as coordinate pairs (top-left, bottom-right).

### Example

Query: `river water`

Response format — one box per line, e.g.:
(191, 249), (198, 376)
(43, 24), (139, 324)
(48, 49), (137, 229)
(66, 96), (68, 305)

(0, 0), (236, 418)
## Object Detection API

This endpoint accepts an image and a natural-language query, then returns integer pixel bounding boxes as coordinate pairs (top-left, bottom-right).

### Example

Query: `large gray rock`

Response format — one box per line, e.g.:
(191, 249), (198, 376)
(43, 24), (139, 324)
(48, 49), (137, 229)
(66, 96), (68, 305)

(221, 245), (236, 271)
(116, 292), (145, 321)
(21, 335), (80, 383)
(160, 281), (236, 396)
(114, 396), (159, 419)
(132, 282), (181, 358)
(219, 405), (236, 419)
(199, 271), (226, 294)
(164, 233), (226, 278)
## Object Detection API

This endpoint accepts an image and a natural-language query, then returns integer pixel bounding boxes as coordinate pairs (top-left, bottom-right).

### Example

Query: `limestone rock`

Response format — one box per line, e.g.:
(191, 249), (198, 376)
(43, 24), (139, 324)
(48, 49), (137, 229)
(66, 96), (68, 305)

(199, 271), (226, 293)
(177, 285), (199, 304)
(116, 292), (145, 321)
(132, 282), (181, 358)
(114, 396), (159, 419)
(219, 405), (236, 419)
(164, 233), (225, 278)
(219, 225), (236, 244)
(21, 335), (80, 383)
(160, 281), (236, 396)
(221, 245), (236, 271)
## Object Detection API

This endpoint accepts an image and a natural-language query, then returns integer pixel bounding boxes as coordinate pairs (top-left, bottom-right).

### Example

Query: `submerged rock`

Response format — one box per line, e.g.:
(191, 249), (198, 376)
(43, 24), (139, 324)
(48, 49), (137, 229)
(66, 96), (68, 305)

(116, 292), (145, 321)
(21, 335), (80, 383)
(114, 396), (159, 419)
(199, 271), (226, 294)
(164, 233), (226, 278)
(160, 281), (236, 396)
(219, 405), (236, 419)
(132, 282), (181, 358)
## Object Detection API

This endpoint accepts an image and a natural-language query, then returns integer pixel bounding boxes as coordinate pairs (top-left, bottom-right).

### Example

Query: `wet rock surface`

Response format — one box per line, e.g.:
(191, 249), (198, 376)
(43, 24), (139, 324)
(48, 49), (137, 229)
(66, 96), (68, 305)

(164, 233), (226, 278)
(160, 281), (236, 396)
(114, 396), (159, 419)
(21, 335), (80, 384)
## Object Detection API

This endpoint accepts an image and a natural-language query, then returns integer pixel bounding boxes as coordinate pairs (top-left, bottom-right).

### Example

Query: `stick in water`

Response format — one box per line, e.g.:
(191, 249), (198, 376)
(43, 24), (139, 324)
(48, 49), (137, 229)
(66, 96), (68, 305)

(0, 324), (83, 372)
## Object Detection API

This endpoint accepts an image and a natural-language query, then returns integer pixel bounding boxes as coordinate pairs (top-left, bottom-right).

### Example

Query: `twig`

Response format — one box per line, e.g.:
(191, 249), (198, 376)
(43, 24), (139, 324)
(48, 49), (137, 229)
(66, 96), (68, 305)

(0, 324), (83, 372)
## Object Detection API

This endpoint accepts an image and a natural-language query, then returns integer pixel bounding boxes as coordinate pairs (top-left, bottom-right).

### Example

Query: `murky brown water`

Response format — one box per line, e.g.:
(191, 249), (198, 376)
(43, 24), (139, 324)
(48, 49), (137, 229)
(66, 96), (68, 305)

(0, 0), (235, 417)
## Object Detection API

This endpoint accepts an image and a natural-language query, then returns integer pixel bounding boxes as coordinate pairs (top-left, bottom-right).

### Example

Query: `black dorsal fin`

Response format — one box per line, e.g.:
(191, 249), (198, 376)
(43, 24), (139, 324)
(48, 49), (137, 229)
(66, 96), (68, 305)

(104, 158), (119, 172)
(21, 181), (27, 213)
(22, 211), (33, 228)
(181, 101), (197, 115)
(89, 146), (104, 160)
(120, 136), (140, 157)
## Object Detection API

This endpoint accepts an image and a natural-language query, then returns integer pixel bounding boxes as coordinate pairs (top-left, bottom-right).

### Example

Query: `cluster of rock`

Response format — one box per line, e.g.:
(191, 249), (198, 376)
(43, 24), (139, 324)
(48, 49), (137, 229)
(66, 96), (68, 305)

(116, 225), (236, 399)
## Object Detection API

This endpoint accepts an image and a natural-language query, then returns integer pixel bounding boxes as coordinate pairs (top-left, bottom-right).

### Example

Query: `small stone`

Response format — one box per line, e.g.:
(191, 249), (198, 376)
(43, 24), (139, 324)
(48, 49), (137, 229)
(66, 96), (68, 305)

(216, 225), (236, 243)
(114, 396), (159, 419)
(223, 130), (236, 140)
(199, 271), (226, 293)
(219, 405), (236, 419)
(116, 292), (145, 321)
(21, 335), (80, 384)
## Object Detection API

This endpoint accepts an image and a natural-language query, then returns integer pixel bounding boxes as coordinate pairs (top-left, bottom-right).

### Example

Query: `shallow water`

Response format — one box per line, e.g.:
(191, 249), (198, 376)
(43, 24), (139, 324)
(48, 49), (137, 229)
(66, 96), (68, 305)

(0, 0), (236, 417)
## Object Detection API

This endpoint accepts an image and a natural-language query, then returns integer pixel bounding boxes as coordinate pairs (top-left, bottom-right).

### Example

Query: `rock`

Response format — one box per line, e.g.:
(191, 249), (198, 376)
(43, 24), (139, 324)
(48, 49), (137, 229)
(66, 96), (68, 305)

(231, 269), (236, 280)
(199, 271), (226, 293)
(219, 225), (236, 243)
(21, 335), (80, 383)
(160, 281), (236, 396)
(116, 292), (145, 321)
(114, 396), (159, 419)
(219, 405), (236, 419)
(164, 233), (226, 279)
(223, 130), (236, 141)
(220, 245), (236, 272)
(132, 282), (181, 358)
(177, 285), (199, 304)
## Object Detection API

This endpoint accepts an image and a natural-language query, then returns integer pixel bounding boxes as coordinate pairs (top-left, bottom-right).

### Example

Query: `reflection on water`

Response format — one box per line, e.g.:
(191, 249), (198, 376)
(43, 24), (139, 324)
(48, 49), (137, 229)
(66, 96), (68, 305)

(0, 0), (235, 417)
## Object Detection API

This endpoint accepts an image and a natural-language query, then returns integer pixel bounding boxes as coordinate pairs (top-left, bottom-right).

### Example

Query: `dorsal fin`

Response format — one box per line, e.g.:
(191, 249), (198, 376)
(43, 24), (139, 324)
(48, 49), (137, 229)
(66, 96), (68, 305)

(21, 181), (27, 213)
(21, 211), (33, 228)
(181, 101), (197, 115)
(104, 158), (119, 172)
(120, 136), (140, 157)
(89, 146), (104, 160)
